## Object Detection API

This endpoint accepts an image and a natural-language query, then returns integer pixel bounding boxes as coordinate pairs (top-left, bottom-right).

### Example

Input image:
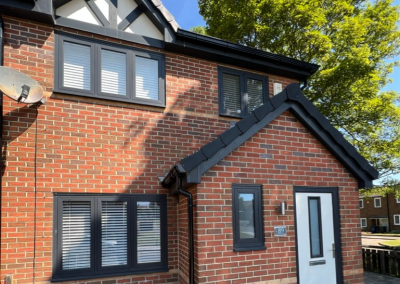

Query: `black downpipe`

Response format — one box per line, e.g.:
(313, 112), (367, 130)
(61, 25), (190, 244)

(386, 193), (390, 232)
(176, 166), (194, 284)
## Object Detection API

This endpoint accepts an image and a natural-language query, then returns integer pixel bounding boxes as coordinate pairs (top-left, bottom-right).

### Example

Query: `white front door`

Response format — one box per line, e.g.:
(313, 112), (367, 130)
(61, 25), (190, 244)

(295, 192), (338, 284)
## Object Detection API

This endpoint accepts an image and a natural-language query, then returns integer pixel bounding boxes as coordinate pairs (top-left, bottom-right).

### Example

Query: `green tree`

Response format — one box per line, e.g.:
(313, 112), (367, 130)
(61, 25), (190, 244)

(198, 0), (400, 187)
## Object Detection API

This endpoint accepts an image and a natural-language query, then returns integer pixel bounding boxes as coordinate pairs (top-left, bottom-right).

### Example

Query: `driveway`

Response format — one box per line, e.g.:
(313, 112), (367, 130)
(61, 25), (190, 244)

(364, 272), (400, 284)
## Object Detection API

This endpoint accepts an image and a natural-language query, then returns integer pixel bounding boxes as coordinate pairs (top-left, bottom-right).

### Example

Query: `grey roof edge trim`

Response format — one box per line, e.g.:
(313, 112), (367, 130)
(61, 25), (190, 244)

(175, 29), (319, 75)
(150, 0), (180, 32)
(288, 104), (375, 189)
(161, 83), (378, 191)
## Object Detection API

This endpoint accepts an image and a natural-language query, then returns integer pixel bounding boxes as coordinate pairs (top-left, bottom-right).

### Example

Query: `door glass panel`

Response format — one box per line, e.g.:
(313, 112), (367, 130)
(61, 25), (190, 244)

(238, 193), (255, 239)
(308, 197), (323, 258)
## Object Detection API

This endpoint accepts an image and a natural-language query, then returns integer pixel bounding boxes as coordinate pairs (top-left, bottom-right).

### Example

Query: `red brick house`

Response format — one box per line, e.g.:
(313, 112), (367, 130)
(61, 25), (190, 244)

(359, 194), (400, 233)
(0, 1), (378, 284)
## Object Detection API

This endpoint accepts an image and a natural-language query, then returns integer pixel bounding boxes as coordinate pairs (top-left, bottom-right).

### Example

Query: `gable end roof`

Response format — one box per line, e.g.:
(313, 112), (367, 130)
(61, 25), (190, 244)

(161, 83), (379, 192)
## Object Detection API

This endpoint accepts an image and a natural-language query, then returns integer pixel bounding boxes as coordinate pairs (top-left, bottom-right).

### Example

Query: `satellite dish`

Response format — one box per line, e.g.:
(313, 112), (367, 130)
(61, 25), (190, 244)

(0, 66), (44, 104)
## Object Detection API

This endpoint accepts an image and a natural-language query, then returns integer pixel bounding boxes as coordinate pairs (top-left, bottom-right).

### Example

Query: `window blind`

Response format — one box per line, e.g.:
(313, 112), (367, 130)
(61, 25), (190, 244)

(222, 73), (241, 114)
(101, 50), (127, 96)
(62, 201), (91, 270)
(137, 201), (161, 264)
(63, 42), (91, 90)
(101, 201), (128, 267)
(135, 57), (159, 100)
(247, 79), (263, 112)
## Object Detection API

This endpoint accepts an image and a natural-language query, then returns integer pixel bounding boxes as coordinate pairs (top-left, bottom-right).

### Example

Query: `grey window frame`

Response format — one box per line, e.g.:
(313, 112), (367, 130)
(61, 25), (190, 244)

(231, 184), (266, 252)
(359, 199), (364, 209)
(218, 66), (269, 118)
(52, 193), (168, 282)
(54, 32), (166, 107)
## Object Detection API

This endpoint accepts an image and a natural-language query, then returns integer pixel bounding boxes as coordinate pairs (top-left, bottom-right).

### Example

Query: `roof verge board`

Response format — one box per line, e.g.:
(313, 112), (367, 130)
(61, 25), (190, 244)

(161, 83), (379, 192)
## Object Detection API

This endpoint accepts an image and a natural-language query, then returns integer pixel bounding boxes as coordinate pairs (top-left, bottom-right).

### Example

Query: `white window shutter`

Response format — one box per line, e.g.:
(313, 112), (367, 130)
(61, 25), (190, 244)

(135, 57), (159, 100)
(62, 201), (91, 270)
(222, 73), (241, 114)
(63, 42), (91, 90)
(101, 201), (128, 267)
(137, 201), (161, 263)
(101, 50), (127, 96)
(247, 78), (263, 112)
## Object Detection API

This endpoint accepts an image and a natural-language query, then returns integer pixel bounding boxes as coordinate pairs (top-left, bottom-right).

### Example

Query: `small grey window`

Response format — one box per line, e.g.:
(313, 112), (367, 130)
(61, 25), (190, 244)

(359, 199), (364, 209)
(232, 184), (265, 251)
(219, 67), (268, 118)
(55, 33), (165, 107)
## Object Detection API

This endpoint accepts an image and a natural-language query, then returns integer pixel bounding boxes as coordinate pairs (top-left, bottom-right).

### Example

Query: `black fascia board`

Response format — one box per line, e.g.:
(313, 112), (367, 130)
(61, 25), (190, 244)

(0, 0), (54, 24)
(165, 29), (319, 81)
(161, 83), (378, 191)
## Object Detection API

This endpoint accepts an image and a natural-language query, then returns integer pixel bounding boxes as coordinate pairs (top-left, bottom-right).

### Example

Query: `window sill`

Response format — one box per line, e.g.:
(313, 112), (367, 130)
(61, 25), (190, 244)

(52, 89), (166, 108)
(51, 267), (169, 282)
(233, 245), (267, 252)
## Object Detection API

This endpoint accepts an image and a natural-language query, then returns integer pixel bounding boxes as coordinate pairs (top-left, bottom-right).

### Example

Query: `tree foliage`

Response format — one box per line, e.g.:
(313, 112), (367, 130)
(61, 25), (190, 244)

(197, 0), (400, 185)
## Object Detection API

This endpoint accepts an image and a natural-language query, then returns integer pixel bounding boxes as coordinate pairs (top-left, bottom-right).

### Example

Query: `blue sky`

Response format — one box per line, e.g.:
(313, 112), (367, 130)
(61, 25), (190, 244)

(161, 0), (400, 182)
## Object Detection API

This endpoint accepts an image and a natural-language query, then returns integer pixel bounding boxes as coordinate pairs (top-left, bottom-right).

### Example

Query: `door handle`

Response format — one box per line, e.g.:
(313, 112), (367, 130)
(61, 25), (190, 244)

(328, 243), (335, 258)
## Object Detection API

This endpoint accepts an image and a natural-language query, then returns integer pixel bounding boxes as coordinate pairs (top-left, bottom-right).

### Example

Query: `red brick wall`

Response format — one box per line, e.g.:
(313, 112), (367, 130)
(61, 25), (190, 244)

(0, 16), (295, 284)
(194, 111), (363, 284)
(360, 195), (400, 232)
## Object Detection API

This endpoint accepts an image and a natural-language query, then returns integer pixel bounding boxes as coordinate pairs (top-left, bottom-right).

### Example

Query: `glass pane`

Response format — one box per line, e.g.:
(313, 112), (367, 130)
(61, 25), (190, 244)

(136, 57), (159, 100)
(137, 201), (161, 263)
(101, 49), (127, 95)
(222, 73), (241, 114)
(62, 201), (91, 270)
(395, 216), (400, 224)
(247, 78), (263, 112)
(101, 201), (127, 267)
(309, 198), (322, 257)
(238, 193), (255, 239)
(63, 42), (91, 90)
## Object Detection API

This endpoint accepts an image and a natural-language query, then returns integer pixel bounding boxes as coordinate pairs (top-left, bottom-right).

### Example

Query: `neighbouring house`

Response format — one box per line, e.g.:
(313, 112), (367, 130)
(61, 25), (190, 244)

(0, 1), (379, 284)
(359, 194), (400, 233)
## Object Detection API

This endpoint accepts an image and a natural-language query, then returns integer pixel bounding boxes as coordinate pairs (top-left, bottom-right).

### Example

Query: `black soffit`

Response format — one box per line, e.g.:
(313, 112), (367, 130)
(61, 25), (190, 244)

(161, 83), (379, 191)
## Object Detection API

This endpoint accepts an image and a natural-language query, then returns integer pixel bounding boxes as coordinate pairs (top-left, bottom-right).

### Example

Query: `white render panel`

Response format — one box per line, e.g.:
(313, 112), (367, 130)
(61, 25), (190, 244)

(117, 0), (138, 24)
(57, 0), (101, 26)
(94, 0), (109, 21)
(125, 13), (163, 40)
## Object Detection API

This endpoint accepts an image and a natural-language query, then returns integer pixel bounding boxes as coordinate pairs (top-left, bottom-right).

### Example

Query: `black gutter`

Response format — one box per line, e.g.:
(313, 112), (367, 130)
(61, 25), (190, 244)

(174, 165), (194, 284)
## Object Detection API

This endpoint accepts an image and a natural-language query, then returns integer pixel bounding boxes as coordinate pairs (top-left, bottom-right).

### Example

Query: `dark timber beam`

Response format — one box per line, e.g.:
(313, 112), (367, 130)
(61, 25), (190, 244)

(85, 0), (110, 27)
(118, 5), (145, 31)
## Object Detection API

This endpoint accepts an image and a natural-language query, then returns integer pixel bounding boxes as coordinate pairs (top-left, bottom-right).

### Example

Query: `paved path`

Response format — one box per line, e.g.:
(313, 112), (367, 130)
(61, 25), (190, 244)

(364, 272), (399, 284)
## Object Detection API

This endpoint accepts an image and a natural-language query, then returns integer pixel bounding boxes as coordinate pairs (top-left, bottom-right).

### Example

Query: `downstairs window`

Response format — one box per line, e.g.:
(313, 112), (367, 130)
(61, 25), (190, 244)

(52, 194), (167, 281)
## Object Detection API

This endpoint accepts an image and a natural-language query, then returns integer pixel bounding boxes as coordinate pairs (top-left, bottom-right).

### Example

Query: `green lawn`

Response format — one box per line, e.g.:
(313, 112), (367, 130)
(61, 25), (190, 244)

(380, 239), (400, 247)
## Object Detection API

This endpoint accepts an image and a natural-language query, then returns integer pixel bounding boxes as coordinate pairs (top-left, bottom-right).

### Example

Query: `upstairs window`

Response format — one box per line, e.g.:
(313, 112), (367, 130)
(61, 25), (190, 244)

(218, 67), (268, 118)
(55, 33), (165, 107)
(52, 194), (168, 281)
(359, 199), (364, 209)
(374, 197), (381, 208)
(396, 197), (400, 203)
